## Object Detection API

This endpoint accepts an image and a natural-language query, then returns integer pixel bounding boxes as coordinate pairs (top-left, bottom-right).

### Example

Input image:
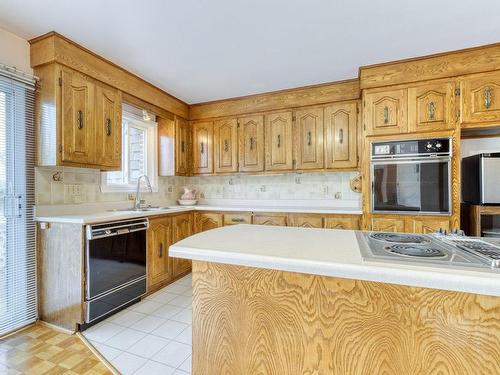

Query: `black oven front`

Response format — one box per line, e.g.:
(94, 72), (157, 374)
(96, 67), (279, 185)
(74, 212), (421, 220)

(84, 218), (148, 323)
(371, 138), (452, 215)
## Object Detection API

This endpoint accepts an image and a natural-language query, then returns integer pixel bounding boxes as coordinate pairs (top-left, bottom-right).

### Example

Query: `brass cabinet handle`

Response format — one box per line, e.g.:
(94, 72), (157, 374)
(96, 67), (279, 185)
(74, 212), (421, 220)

(339, 128), (344, 144)
(159, 243), (163, 258)
(307, 131), (312, 146)
(181, 140), (185, 153)
(231, 218), (244, 223)
(428, 101), (436, 120)
(77, 110), (84, 129)
(250, 137), (255, 150)
(485, 87), (493, 109)
(277, 134), (281, 148)
(383, 106), (389, 124)
(105, 118), (112, 136)
(200, 142), (204, 154)
(224, 140), (229, 152)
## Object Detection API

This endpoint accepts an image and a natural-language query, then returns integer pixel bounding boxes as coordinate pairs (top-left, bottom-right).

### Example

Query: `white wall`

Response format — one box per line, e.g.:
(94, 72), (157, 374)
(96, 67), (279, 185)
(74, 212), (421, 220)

(461, 137), (500, 158)
(0, 27), (32, 74)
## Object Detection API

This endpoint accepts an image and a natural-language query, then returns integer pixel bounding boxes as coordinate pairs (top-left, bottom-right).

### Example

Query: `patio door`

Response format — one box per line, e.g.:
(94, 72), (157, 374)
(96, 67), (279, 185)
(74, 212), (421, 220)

(0, 67), (36, 337)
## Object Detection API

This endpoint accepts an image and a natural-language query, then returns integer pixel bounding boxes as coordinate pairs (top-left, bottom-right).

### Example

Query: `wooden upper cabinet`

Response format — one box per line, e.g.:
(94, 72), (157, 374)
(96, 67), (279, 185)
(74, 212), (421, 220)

(192, 121), (213, 174)
(462, 71), (500, 126)
(214, 118), (238, 173)
(324, 102), (357, 169)
(94, 83), (122, 169)
(194, 212), (223, 233)
(175, 117), (191, 176)
(238, 115), (264, 172)
(364, 89), (408, 136)
(147, 217), (173, 289)
(408, 81), (455, 132)
(293, 107), (324, 170)
(265, 111), (293, 171)
(172, 213), (193, 277)
(60, 67), (96, 165)
(371, 217), (405, 233)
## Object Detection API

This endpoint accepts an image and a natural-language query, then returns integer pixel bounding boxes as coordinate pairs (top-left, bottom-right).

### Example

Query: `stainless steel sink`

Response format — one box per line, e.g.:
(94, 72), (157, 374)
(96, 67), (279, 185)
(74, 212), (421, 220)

(108, 207), (173, 213)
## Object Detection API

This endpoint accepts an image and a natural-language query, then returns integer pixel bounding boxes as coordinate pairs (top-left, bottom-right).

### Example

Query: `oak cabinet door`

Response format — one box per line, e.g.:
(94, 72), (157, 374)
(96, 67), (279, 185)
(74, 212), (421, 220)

(175, 117), (191, 176)
(265, 111), (293, 171)
(194, 212), (223, 233)
(293, 107), (324, 170)
(60, 67), (96, 164)
(192, 121), (213, 174)
(364, 89), (408, 136)
(371, 217), (405, 233)
(238, 115), (264, 172)
(288, 214), (323, 228)
(462, 71), (500, 126)
(172, 213), (193, 277)
(253, 214), (287, 226)
(324, 102), (357, 169)
(324, 216), (360, 230)
(408, 81), (455, 133)
(214, 118), (238, 173)
(406, 217), (450, 234)
(95, 83), (122, 169)
(147, 217), (173, 290)
(223, 213), (252, 226)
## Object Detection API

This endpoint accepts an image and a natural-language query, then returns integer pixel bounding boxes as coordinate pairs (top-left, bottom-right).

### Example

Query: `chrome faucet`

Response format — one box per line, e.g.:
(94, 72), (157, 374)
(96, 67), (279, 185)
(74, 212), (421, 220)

(134, 175), (153, 210)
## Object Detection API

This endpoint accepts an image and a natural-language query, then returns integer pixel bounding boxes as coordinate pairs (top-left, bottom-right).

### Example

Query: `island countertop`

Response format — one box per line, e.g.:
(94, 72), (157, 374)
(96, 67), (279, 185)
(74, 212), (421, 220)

(169, 224), (500, 297)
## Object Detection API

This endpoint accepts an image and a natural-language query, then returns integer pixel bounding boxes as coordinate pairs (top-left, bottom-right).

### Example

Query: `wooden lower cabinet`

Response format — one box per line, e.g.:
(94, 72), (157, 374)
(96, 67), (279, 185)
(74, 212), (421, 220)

(253, 213), (288, 226)
(371, 216), (451, 233)
(324, 215), (360, 230)
(147, 216), (173, 291)
(288, 214), (324, 228)
(172, 213), (193, 277)
(194, 212), (223, 233)
(223, 212), (252, 226)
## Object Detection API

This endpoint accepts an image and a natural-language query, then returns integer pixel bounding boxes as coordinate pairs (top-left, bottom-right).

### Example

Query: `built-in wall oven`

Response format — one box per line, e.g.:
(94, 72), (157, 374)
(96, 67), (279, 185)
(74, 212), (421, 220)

(371, 138), (452, 215)
(84, 218), (148, 324)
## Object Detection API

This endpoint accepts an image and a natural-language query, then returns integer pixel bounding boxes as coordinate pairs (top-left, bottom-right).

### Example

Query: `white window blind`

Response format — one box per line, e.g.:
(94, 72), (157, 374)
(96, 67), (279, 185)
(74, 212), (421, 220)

(0, 65), (37, 337)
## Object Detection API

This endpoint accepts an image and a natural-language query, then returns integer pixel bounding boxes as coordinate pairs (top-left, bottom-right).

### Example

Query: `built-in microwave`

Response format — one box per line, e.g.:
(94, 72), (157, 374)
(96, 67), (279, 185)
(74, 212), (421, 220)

(462, 153), (500, 205)
(371, 138), (452, 215)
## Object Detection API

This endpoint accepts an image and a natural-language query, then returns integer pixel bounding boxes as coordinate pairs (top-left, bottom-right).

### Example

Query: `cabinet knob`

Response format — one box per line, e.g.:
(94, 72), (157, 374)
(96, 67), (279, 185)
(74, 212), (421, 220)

(307, 131), (312, 146)
(77, 110), (84, 129)
(200, 142), (204, 154)
(181, 140), (185, 153)
(485, 87), (493, 109)
(339, 128), (344, 144)
(277, 134), (281, 148)
(383, 106), (389, 124)
(224, 140), (229, 152)
(105, 118), (112, 136)
(159, 243), (163, 258)
(250, 137), (255, 150)
(428, 101), (436, 120)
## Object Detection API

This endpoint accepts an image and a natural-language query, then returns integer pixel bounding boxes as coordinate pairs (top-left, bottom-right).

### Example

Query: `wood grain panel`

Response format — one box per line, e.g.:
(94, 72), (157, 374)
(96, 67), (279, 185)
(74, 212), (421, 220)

(172, 213), (193, 276)
(214, 118), (238, 173)
(37, 223), (84, 332)
(192, 261), (500, 375)
(189, 79), (360, 120)
(192, 121), (214, 174)
(324, 215), (360, 230)
(238, 115), (265, 172)
(288, 214), (323, 228)
(30, 32), (189, 118)
(194, 212), (223, 233)
(252, 213), (288, 226)
(359, 41), (500, 89)
(265, 111), (294, 171)
(293, 107), (324, 170)
(175, 116), (191, 176)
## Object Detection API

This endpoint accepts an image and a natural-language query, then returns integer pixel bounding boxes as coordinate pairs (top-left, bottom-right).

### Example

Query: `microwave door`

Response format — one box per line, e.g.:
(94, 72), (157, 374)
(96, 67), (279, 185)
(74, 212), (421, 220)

(482, 157), (500, 204)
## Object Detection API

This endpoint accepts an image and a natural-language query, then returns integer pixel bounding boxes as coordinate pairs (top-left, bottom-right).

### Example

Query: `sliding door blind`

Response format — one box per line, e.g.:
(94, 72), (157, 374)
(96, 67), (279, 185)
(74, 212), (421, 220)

(0, 65), (36, 337)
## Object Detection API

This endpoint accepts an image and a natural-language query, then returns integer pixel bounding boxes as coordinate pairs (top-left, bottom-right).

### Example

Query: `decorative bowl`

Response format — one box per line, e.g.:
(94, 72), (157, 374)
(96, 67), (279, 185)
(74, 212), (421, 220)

(178, 199), (198, 206)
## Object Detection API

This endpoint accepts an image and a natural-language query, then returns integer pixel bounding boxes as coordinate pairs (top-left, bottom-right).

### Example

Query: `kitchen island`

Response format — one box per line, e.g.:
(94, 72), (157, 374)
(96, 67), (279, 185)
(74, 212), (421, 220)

(170, 224), (500, 375)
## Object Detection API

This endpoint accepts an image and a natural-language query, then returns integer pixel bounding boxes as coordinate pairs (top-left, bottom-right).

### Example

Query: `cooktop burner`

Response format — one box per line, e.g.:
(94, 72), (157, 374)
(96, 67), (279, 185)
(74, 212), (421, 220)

(385, 245), (446, 258)
(370, 232), (430, 244)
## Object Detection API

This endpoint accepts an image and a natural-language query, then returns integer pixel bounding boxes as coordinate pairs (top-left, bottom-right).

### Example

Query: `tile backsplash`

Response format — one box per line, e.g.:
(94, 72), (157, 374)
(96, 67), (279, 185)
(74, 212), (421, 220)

(35, 167), (361, 206)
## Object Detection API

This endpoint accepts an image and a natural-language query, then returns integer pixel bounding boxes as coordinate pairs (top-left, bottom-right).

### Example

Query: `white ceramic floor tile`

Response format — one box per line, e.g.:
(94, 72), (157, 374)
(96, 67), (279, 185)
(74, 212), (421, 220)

(111, 352), (147, 375)
(91, 342), (122, 360)
(173, 370), (190, 375)
(109, 309), (147, 327)
(171, 308), (192, 324)
(147, 291), (179, 304)
(126, 334), (170, 359)
(83, 322), (124, 343)
(154, 320), (189, 340)
(164, 283), (191, 295)
(179, 355), (192, 373)
(130, 300), (164, 315)
(174, 326), (192, 345)
(104, 327), (146, 351)
(130, 315), (167, 333)
(168, 295), (192, 308)
(134, 360), (177, 375)
(152, 341), (191, 368)
(151, 304), (184, 319)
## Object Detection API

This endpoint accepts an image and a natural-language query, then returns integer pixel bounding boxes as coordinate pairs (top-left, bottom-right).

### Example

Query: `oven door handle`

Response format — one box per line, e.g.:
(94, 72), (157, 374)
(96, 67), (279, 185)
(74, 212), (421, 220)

(371, 157), (451, 165)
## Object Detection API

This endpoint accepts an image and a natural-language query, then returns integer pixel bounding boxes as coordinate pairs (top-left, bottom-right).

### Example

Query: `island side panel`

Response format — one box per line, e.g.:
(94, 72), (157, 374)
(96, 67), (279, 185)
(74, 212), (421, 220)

(192, 261), (500, 375)
(37, 222), (85, 331)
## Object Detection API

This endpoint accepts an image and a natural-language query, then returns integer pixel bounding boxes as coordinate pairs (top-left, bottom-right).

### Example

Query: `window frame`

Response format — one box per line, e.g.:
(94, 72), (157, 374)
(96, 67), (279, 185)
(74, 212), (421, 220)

(101, 111), (158, 193)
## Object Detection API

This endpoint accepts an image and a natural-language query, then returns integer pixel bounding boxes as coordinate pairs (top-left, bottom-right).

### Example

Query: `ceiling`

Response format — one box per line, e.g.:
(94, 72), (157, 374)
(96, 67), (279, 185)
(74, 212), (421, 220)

(1, 0), (500, 104)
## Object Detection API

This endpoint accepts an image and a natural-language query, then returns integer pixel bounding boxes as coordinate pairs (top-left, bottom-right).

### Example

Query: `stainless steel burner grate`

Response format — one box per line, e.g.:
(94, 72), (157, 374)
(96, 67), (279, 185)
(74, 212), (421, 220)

(385, 245), (446, 258)
(370, 232), (429, 244)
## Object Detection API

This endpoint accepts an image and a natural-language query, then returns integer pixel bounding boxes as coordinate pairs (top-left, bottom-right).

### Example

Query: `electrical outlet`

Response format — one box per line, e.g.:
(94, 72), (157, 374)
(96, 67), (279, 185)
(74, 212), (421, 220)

(334, 192), (342, 200)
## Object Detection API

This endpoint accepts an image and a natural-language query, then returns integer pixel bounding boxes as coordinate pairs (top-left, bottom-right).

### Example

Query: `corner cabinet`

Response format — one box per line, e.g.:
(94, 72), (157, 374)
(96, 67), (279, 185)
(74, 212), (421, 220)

(192, 121), (214, 174)
(147, 216), (173, 291)
(36, 64), (122, 170)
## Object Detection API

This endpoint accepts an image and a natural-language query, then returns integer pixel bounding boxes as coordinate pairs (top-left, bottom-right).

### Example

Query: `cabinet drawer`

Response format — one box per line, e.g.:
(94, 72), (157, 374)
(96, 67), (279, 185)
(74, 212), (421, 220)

(288, 214), (323, 228)
(223, 213), (252, 225)
(253, 214), (287, 226)
(324, 216), (360, 230)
